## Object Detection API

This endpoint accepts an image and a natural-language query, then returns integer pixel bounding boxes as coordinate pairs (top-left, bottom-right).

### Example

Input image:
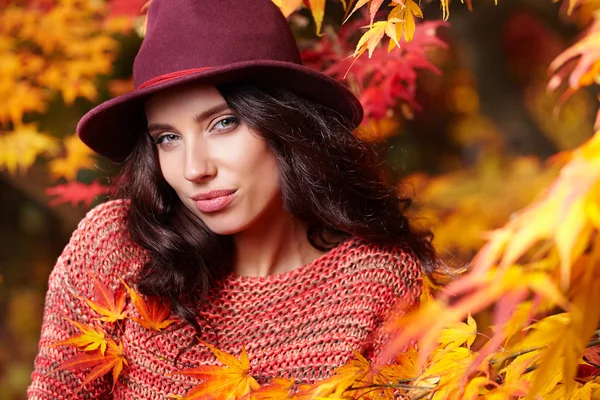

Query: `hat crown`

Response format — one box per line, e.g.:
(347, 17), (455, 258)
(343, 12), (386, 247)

(133, 0), (302, 88)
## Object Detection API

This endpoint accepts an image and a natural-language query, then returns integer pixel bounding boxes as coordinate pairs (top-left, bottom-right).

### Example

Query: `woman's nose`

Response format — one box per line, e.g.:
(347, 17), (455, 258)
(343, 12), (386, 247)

(183, 139), (216, 182)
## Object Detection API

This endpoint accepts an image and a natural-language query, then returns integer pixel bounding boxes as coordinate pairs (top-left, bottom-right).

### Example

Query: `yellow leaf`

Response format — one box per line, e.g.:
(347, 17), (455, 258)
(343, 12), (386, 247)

(472, 132), (600, 289)
(355, 21), (387, 58)
(0, 124), (59, 174)
(344, 0), (369, 24)
(437, 314), (477, 350)
(271, 0), (304, 17)
(49, 319), (108, 355)
(50, 135), (96, 180)
(308, 0), (326, 36)
(299, 348), (410, 398)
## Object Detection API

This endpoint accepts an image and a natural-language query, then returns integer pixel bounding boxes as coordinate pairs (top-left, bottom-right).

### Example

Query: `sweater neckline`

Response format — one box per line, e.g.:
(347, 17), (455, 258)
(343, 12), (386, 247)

(219, 236), (356, 287)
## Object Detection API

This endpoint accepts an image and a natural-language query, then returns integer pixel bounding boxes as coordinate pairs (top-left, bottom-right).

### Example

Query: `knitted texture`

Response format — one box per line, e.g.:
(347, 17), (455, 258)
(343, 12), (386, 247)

(28, 200), (423, 399)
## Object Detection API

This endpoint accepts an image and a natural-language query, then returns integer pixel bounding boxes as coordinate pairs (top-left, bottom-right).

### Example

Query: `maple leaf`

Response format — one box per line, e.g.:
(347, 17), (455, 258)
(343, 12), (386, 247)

(45, 181), (108, 207)
(271, 0), (304, 17)
(308, 0), (326, 36)
(78, 274), (127, 323)
(121, 279), (177, 331)
(49, 319), (108, 355)
(169, 340), (260, 400)
(0, 81), (47, 126)
(49, 134), (96, 180)
(472, 132), (600, 289)
(389, 0), (423, 45)
(0, 124), (59, 175)
(50, 338), (127, 398)
(437, 314), (477, 350)
(298, 349), (410, 399)
(240, 377), (295, 399)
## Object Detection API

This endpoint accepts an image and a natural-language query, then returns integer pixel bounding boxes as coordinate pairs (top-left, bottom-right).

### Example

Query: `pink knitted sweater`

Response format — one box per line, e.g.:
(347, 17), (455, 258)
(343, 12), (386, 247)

(28, 200), (423, 399)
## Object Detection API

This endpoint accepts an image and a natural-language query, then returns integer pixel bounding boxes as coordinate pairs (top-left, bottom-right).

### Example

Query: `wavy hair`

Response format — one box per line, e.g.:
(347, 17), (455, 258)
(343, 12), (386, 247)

(116, 82), (439, 363)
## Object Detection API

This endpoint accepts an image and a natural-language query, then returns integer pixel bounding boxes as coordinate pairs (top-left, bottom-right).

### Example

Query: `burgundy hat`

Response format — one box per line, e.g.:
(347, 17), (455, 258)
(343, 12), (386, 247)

(76, 0), (364, 162)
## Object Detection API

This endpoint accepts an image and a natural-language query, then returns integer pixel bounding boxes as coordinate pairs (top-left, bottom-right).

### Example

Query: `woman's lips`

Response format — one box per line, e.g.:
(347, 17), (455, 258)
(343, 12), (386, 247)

(194, 192), (236, 213)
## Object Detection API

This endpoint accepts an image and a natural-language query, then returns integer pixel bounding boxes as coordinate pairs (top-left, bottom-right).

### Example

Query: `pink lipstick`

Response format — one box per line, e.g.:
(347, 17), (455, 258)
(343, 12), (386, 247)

(191, 189), (236, 213)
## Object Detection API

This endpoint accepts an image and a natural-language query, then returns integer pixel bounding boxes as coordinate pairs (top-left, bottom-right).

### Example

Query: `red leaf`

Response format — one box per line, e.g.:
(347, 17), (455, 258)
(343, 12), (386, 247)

(45, 181), (109, 207)
(48, 340), (127, 398)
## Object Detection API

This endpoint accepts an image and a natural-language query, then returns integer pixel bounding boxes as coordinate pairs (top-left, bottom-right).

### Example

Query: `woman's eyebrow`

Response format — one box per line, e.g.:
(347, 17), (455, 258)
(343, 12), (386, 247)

(193, 103), (230, 124)
(147, 103), (230, 133)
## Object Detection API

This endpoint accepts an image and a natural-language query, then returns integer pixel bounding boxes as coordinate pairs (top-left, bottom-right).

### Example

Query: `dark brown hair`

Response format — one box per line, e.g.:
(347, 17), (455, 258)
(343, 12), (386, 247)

(116, 82), (439, 362)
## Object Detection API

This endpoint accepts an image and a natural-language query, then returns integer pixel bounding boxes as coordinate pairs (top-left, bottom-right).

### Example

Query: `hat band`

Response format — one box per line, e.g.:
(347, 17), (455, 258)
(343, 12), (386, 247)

(138, 67), (214, 89)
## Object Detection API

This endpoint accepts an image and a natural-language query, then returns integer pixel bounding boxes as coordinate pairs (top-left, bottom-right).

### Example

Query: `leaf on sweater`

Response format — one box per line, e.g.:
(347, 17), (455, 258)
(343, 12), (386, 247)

(78, 274), (127, 323)
(297, 349), (410, 399)
(45, 181), (108, 207)
(169, 340), (260, 400)
(121, 279), (177, 331)
(49, 319), (108, 355)
(51, 339), (127, 398)
(240, 377), (295, 399)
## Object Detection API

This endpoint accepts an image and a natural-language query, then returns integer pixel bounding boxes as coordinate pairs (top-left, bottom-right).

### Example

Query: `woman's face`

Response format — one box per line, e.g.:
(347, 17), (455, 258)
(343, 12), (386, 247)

(144, 83), (282, 235)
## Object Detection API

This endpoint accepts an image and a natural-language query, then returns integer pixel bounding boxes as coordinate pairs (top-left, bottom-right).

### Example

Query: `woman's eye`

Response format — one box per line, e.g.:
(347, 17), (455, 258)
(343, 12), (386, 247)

(154, 133), (180, 147)
(213, 116), (239, 131)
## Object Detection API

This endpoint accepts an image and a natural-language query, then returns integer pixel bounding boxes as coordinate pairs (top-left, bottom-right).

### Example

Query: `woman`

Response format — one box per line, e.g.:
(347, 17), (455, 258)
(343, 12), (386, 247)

(28, 0), (439, 398)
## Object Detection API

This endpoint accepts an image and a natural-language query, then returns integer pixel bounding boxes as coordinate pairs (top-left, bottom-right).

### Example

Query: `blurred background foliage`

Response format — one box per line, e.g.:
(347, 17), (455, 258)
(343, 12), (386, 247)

(0, 0), (595, 398)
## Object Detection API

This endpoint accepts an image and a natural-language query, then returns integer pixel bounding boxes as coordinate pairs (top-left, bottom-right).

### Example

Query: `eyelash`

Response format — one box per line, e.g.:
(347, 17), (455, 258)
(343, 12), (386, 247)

(153, 115), (240, 148)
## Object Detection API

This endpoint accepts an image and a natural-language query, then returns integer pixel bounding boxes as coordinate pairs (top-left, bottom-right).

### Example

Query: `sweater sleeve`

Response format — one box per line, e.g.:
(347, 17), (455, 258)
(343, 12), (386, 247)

(355, 243), (423, 365)
(27, 200), (143, 399)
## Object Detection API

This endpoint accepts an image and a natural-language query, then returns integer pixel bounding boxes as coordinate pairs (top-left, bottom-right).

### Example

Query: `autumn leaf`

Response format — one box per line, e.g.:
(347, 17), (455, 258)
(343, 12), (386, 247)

(50, 339), (127, 397)
(49, 319), (108, 355)
(121, 279), (177, 331)
(0, 124), (59, 174)
(471, 132), (600, 289)
(308, 0), (326, 36)
(78, 274), (127, 323)
(437, 314), (477, 350)
(240, 377), (295, 399)
(169, 340), (260, 400)
(298, 349), (410, 399)
(49, 135), (96, 180)
(389, 0), (423, 45)
(45, 181), (108, 207)
(271, 0), (304, 17)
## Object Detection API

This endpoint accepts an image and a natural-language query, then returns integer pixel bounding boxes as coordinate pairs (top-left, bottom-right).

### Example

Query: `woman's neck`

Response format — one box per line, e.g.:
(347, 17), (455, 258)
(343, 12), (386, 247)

(231, 201), (325, 278)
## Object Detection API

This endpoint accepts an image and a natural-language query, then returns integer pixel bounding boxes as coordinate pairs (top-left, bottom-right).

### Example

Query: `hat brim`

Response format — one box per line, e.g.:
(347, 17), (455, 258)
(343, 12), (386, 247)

(76, 60), (364, 162)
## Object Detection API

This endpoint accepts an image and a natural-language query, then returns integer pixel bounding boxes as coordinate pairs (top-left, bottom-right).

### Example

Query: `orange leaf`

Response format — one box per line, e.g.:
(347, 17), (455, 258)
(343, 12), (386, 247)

(170, 341), (260, 400)
(79, 274), (127, 323)
(121, 278), (177, 331)
(241, 377), (295, 399)
(298, 348), (409, 398)
(49, 319), (108, 355)
(50, 339), (127, 398)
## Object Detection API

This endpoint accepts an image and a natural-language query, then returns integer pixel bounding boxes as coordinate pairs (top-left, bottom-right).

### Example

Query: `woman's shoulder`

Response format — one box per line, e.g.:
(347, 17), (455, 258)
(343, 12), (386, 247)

(75, 198), (130, 234)
(338, 236), (424, 303)
(54, 199), (146, 286)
